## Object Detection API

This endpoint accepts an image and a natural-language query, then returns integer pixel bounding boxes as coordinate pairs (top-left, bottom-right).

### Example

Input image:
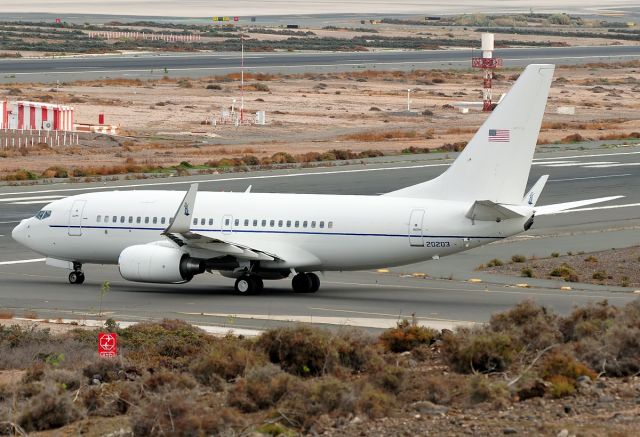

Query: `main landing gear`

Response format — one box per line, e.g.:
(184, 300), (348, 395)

(234, 275), (264, 295)
(68, 263), (85, 284)
(292, 272), (320, 293)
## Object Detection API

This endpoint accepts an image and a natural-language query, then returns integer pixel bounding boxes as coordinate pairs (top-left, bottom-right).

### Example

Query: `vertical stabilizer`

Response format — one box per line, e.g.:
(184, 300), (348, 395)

(385, 64), (555, 204)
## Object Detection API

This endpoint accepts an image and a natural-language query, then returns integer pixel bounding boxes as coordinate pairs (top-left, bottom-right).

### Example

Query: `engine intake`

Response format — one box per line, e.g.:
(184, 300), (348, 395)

(119, 244), (205, 283)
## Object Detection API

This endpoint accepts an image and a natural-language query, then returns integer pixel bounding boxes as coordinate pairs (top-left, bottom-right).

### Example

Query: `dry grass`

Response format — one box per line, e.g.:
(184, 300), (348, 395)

(0, 310), (15, 319)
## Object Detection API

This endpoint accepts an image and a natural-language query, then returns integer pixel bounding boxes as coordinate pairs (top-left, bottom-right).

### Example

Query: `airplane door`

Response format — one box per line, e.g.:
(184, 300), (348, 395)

(408, 209), (424, 247)
(222, 215), (233, 234)
(68, 200), (86, 236)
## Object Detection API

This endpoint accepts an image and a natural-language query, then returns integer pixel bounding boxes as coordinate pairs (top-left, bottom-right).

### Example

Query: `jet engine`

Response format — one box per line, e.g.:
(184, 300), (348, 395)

(118, 244), (205, 283)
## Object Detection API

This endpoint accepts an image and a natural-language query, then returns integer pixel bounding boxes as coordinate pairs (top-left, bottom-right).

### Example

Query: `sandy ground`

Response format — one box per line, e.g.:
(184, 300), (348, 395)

(1, 61), (639, 177)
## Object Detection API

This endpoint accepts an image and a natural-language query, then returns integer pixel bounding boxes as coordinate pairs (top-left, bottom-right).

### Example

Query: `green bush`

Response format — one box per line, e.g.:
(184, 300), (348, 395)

(511, 254), (526, 263)
(441, 327), (516, 373)
(521, 267), (533, 278)
(549, 263), (579, 282)
(190, 337), (262, 384)
(227, 364), (299, 412)
(486, 258), (503, 267)
(489, 300), (562, 351)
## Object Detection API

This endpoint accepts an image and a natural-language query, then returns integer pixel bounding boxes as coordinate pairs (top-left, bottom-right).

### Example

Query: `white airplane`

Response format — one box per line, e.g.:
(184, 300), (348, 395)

(12, 64), (622, 295)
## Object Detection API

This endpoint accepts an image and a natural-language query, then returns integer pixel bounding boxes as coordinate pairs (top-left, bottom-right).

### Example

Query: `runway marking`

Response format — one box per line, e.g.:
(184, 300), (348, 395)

(553, 202), (640, 214)
(584, 163), (640, 168)
(550, 173), (631, 182)
(541, 161), (617, 167)
(0, 258), (45, 266)
(0, 195), (65, 202)
(531, 161), (575, 165)
(309, 306), (473, 324)
(10, 200), (61, 205)
(532, 151), (640, 160)
(0, 220), (23, 224)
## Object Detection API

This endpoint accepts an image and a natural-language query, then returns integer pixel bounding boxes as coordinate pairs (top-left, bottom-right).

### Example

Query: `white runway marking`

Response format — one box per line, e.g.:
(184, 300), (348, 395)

(584, 163), (640, 168)
(532, 150), (640, 161)
(0, 258), (45, 266)
(550, 174), (631, 182)
(0, 195), (64, 203)
(10, 200), (61, 205)
(531, 161), (575, 165)
(554, 202), (640, 214)
(0, 220), (21, 224)
(542, 161), (617, 167)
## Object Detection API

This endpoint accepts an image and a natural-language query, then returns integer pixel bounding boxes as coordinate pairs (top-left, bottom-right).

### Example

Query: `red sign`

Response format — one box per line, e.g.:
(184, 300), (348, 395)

(98, 332), (117, 357)
(55, 18), (62, 24)
(471, 57), (503, 69)
(234, 16), (239, 22)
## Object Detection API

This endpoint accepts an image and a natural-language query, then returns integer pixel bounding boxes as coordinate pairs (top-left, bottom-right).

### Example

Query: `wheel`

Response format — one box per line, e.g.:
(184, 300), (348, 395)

(306, 273), (320, 293)
(292, 273), (312, 293)
(234, 276), (261, 295)
(68, 271), (84, 284)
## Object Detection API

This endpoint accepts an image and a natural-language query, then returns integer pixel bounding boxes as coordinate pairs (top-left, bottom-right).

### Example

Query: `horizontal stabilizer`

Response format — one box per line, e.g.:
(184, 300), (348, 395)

(535, 196), (623, 216)
(466, 200), (527, 222)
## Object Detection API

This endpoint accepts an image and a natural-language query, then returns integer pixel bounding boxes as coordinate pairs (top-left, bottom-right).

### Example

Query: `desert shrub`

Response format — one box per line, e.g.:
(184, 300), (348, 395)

(206, 84), (222, 90)
(83, 358), (124, 383)
(486, 258), (503, 267)
(143, 370), (197, 392)
(592, 270), (607, 280)
(190, 337), (262, 384)
(18, 386), (79, 432)
(120, 319), (211, 368)
(177, 79), (192, 88)
(131, 390), (240, 436)
(551, 252), (560, 258)
(558, 300), (618, 342)
(47, 369), (81, 391)
(270, 151), (296, 164)
(441, 327), (516, 373)
(511, 254), (526, 263)
(584, 255), (598, 263)
(370, 365), (406, 394)
(548, 375), (575, 398)
(521, 267), (534, 278)
(356, 383), (393, 418)
(227, 363), (299, 412)
(255, 82), (270, 91)
(540, 350), (595, 385)
(464, 375), (509, 406)
(41, 166), (68, 178)
(334, 328), (382, 372)
(241, 155), (260, 166)
(379, 319), (437, 352)
(549, 263), (579, 282)
(489, 300), (562, 350)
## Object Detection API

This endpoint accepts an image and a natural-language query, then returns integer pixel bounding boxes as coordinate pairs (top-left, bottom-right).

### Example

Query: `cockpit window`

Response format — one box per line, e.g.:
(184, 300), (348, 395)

(35, 210), (51, 220)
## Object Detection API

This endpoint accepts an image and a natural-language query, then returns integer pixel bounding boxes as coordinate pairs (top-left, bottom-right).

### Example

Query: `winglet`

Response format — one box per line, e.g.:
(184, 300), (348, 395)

(522, 175), (549, 207)
(245, 185), (252, 193)
(163, 183), (198, 234)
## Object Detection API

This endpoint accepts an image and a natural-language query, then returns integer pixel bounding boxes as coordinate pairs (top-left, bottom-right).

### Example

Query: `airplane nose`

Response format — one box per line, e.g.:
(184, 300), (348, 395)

(12, 219), (28, 245)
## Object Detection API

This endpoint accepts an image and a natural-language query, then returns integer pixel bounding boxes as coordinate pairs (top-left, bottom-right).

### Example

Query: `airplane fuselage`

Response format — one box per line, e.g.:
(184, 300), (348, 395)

(13, 190), (526, 271)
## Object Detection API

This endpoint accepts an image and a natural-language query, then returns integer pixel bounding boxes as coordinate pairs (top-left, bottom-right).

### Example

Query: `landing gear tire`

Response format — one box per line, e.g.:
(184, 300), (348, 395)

(68, 271), (85, 284)
(292, 272), (319, 293)
(234, 275), (262, 295)
(306, 273), (320, 293)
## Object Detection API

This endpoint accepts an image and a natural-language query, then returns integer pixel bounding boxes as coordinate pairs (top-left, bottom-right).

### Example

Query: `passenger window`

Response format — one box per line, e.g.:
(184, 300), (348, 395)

(137, 217), (141, 224)
(328, 221), (333, 228)
(97, 215), (101, 223)
(209, 219), (213, 225)
(311, 221), (316, 228)
(295, 221), (299, 228)
(120, 216), (125, 223)
(104, 216), (109, 223)
(225, 218), (230, 225)
(161, 217), (165, 225)
(278, 220), (283, 227)
(234, 219), (239, 226)
(261, 220), (266, 227)
(320, 221), (325, 228)
(286, 220), (291, 227)
(193, 218), (197, 225)
(151, 217), (156, 224)
(303, 221), (308, 228)
(145, 217), (149, 224)
(129, 216), (133, 223)
(270, 220), (275, 227)
(244, 219), (249, 226)
(201, 218), (206, 225)
(253, 219), (258, 226)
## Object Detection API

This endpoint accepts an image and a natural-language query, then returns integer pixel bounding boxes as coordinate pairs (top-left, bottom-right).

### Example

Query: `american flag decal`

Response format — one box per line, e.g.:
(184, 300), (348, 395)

(488, 129), (510, 142)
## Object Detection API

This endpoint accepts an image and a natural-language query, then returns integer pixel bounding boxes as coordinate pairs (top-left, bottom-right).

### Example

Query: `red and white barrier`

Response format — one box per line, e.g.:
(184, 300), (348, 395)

(0, 101), (7, 129)
(5, 101), (75, 131)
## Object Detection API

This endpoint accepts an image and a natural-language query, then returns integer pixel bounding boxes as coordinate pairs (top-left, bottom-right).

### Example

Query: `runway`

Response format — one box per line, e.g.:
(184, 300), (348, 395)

(1, 145), (639, 331)
(1, 45), (639, 83)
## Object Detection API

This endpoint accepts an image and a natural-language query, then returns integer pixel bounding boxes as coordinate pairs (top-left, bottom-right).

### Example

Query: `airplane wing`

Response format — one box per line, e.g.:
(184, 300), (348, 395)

(161, 183), (287, 262)
(534, 195), (624, 216)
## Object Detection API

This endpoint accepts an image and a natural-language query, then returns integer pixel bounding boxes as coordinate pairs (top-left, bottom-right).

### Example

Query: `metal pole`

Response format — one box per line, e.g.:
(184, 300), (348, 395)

(407, 89), (411, 112)
(240, 32), (244, 124)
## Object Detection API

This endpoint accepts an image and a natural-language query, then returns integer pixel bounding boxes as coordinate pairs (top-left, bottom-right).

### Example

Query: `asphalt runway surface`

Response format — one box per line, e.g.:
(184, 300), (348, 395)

(1, 45), (639, 83)
(1, 145), (639, 331)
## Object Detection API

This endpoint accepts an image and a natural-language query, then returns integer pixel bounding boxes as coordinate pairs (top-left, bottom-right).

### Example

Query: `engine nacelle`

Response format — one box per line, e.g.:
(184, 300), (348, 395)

(118, 244), (205, 284)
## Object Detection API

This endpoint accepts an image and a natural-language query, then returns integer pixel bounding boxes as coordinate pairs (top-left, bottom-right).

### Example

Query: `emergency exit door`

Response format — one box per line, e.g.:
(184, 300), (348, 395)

(408, 209), (424, 247)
